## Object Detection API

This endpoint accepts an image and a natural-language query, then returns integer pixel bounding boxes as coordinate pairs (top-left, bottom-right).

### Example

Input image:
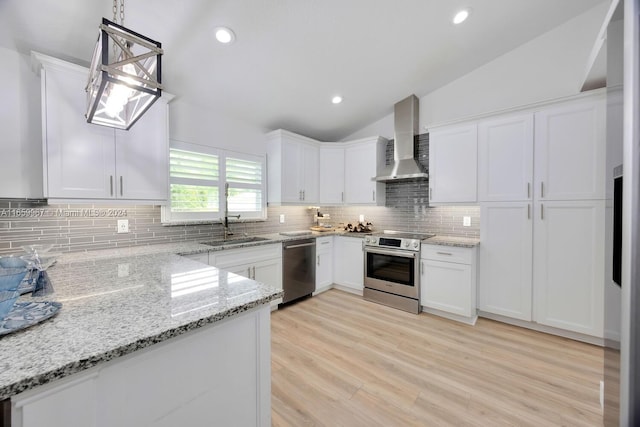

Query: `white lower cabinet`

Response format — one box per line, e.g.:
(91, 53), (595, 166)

(12, 307), (272, 427)
(333, 236), (364, 293)
(420, 244), (477, 323)
(479, 200), (605, 338)
(315, 236), (333, 293)
(479, 202), (533, 320)
(209, 244), (283, 307)
(533, 200), (605, 336)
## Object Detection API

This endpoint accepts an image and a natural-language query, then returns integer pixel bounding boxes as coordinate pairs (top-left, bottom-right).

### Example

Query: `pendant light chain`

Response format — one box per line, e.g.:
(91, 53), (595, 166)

(112, 0), (125, 25)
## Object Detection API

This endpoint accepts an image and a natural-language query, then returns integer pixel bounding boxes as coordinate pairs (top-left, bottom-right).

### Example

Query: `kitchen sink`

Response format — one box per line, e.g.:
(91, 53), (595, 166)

(202, 237), (272, 247)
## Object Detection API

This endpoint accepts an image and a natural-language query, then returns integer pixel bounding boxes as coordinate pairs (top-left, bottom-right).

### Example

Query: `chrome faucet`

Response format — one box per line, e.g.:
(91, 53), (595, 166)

(222, 182), (240, 240)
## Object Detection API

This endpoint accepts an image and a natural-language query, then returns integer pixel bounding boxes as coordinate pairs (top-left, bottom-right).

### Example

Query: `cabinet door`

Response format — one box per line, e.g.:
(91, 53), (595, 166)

(344, 141), (380, 204)
(333, 237), (363, 291)
(533, 200), (604, 337)
(114, 99), (169, 201)
(319, 146), (345, 204)
(420, 259), (473, 317)
(478, 114), (533, 201)
(16, 372), (98, 427)
(252, 257), (283, 307)
(43, 66), (116, 199)
(301, 143), (319, 203)
(316, 251), (333, 290)
(280, 140), (302, 203)
(429, 124), (478, 203)
(534, 98), (605, 200)
(479, 202), (533, 320)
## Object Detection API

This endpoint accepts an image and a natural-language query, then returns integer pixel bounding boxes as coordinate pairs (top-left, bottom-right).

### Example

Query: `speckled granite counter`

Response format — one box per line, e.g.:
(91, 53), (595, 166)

(423, 235), (480, 248)
(0, 248), (282, 400)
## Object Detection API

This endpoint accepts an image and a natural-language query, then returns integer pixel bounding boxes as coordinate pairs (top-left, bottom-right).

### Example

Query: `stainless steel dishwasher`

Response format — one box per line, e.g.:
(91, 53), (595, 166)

(281, 238), (316, 304)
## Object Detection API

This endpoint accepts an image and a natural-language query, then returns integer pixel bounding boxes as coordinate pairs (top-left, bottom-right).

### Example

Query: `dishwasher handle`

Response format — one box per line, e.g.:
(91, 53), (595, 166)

(284, 242), (315, 249)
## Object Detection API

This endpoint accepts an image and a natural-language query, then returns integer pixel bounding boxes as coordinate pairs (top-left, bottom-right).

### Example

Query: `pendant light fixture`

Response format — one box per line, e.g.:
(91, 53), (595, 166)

(86, 0), (163, 130)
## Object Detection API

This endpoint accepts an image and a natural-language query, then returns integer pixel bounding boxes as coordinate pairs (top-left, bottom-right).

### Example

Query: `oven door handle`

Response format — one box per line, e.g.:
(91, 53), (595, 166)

(364, 247), (417, 258)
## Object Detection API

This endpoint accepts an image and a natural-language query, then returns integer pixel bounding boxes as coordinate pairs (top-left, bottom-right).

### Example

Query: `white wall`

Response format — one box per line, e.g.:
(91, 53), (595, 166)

(343, 2), (609, 141)
(169, 99), (268, 155)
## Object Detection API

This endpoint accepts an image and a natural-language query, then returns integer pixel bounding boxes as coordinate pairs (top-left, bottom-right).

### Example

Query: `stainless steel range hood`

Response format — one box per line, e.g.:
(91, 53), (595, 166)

(375, 94), (428, 181)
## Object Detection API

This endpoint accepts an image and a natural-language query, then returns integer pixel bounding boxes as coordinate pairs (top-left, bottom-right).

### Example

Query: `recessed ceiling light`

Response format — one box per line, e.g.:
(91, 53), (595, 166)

(453, 9), (470, 25)
(214, 27), (236, 44)
(332, 95), (343, 104)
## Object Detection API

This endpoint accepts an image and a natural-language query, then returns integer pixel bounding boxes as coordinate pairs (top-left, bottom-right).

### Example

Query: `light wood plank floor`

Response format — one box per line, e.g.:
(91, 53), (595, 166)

(271, 289), (603, 427)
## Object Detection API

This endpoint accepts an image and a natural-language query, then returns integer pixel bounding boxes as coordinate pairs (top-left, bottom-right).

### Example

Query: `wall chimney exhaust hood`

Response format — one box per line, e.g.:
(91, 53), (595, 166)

(375, 94), (428, 181)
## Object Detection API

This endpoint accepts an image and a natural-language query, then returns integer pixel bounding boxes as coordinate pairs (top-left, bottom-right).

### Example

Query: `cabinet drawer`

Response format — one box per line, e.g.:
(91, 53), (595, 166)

(421, 244), (474, 264)
(316, 236), (333, 252)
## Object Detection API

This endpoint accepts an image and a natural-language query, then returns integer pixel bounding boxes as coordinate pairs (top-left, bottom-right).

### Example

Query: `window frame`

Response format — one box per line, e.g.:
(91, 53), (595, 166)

(162, 141), (267, 224)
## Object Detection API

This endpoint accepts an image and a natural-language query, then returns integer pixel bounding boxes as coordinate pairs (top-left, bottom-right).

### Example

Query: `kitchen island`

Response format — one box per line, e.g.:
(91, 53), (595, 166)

(0, 243), (282, 427)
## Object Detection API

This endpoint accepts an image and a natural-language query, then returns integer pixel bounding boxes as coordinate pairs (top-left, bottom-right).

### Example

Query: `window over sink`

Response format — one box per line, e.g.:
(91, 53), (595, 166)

(162, 141), (266, 224)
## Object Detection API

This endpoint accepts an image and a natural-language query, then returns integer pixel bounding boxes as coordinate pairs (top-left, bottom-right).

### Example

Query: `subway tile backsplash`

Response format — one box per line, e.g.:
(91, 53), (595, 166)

(0, 133), (478, 254)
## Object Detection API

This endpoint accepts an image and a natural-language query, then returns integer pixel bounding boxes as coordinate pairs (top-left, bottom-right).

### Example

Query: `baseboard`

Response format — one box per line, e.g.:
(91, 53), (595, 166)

(422, 306), (478, 325)
(477, 311), (605, 346)
(332, 284), (363, 296)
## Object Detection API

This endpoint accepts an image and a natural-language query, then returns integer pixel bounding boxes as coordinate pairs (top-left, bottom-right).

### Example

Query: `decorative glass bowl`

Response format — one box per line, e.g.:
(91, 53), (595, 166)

(0, 256), (36, 294)
(0, 267), (29, 321)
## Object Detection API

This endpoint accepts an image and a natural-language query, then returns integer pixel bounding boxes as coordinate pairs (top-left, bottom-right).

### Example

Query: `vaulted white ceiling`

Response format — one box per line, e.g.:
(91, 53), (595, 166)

(0, 0), (606, 141)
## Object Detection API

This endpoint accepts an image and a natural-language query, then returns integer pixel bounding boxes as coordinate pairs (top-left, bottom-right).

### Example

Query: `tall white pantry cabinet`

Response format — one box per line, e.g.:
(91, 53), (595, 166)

(478, 94), (606, 338)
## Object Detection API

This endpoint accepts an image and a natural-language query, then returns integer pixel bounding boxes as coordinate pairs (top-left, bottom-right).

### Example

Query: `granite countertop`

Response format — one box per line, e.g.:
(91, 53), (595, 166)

(0, 248), (282, 400)
(422, 235), (480, 248)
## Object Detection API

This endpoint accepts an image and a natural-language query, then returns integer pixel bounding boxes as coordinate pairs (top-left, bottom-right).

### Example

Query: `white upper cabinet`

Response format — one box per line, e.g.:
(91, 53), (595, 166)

(34, 53), (170, 202)
(266, 130), (320, 205)
(428, 123), (478, 204)
(0, 49), (43, 199)
(319, 145), (345, 205)
(478, 114), (534, 202)
(343, 137), (386, 205)
(534, 98), (605, 200)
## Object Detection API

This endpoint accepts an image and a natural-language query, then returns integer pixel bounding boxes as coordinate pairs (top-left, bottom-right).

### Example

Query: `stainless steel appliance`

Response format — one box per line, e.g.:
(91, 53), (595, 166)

(281, 238), (316, 304)
(363, 230), (434, 314)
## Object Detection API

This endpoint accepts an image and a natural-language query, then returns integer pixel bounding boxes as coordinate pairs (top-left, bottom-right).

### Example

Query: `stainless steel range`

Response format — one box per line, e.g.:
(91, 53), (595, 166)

(363, 230), (434, 314)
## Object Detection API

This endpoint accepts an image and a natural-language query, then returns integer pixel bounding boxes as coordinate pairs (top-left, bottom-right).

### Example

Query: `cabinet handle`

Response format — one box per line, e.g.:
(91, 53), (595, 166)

(341, 191), (344, 202)
(317, 255), (320, 266)
(321, 241), (330, 245)
(429, 187), (433, 200)
(303, 190), (305, 201)
(299, 190), (302, 200)
(527, 204), (531, 220)
(540, 182), (544, 198)
(436, 251), (452, 256)
(247, 267), (251, 278)
(120, 176), (123, 196)
(372, 190), (375, 201)
(252, 266), (256, 279)
(527, 182), (531, 199)
(110, 176), (114, 196)
(540, 203), (544, 220)
(421, 261), (424, 274)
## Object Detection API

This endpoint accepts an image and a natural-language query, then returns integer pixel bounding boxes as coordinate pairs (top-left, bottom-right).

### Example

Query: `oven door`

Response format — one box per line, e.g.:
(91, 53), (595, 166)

(364, 247), (419, 299)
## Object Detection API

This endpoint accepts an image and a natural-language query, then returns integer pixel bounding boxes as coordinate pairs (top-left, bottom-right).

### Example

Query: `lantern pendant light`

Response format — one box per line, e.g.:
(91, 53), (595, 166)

(86, 0), (163, 130)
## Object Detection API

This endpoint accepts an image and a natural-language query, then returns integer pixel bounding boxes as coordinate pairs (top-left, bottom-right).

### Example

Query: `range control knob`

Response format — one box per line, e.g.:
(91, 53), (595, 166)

(403, 241), (409, 248)
(413, 241), (419, 249)
(371, 238), (377, 244)
(364, 237), (370, 243)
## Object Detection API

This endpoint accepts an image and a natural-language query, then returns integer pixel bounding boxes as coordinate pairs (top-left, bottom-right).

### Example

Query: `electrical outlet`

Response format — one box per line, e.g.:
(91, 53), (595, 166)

(279, 214), (285, 224)
(463, 216), (471, 227)
(117, 219), (129, 233)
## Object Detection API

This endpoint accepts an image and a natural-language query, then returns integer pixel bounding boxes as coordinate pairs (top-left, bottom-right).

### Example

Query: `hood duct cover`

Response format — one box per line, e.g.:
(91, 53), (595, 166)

(375, 94), (428, 181)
